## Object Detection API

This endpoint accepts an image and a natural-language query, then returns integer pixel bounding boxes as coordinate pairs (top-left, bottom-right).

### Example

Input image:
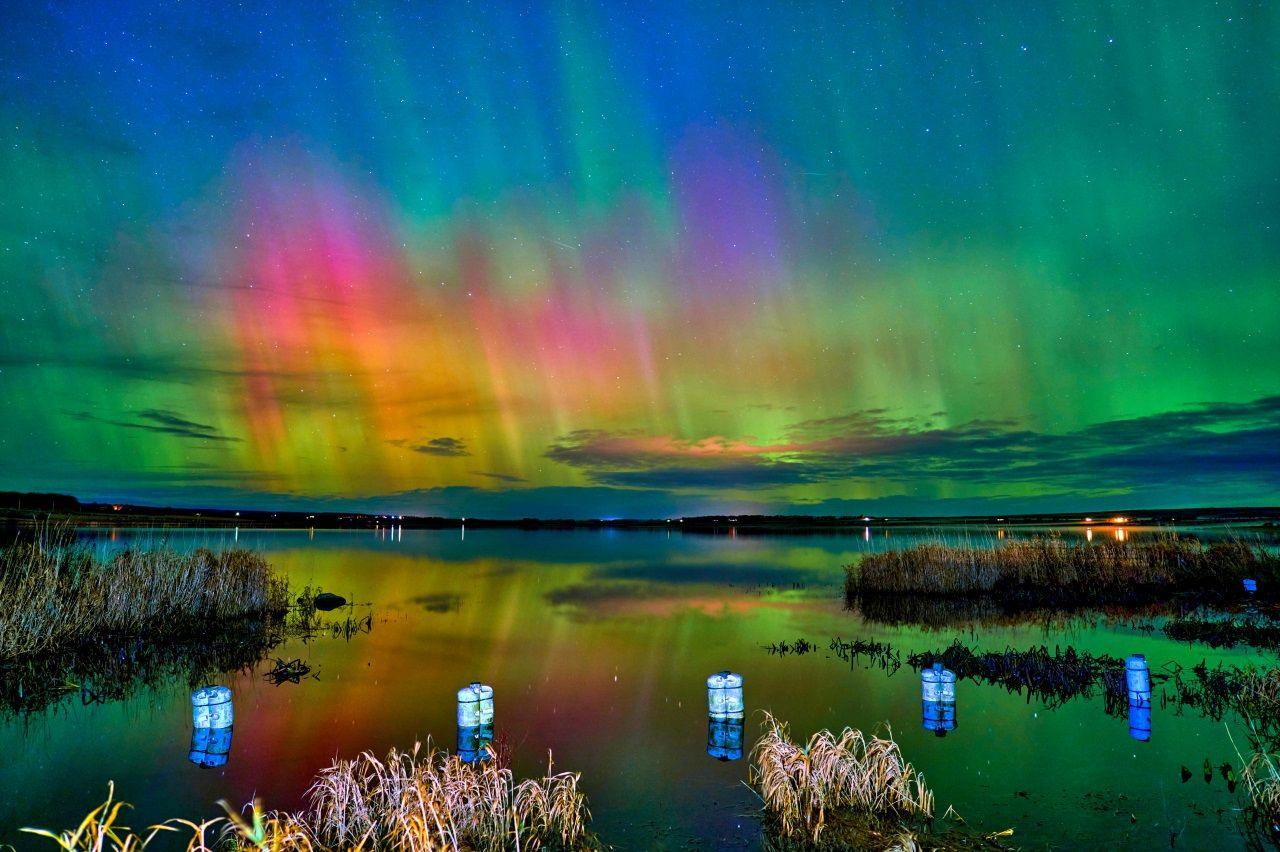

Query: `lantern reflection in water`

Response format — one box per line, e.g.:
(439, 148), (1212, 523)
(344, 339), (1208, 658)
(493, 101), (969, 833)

(707, 716), (744, 761)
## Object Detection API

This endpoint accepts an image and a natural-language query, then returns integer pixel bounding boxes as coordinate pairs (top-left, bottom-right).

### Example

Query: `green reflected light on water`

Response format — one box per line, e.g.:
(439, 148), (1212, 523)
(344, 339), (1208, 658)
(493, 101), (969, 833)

(0, 526), (1274, 849)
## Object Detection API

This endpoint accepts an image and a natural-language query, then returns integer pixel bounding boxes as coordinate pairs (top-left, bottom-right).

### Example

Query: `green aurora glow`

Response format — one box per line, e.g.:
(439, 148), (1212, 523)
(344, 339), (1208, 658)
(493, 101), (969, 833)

(0, 1), (1277, 515)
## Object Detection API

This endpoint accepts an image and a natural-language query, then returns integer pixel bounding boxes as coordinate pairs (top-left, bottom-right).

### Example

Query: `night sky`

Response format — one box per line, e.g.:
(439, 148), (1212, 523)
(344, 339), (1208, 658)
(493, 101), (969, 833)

(1, 1), (1277, 517)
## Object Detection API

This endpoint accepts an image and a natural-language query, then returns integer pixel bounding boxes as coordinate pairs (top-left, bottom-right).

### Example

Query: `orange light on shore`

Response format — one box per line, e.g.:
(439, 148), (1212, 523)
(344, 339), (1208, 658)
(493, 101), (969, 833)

(1111, 516), (1128, 524)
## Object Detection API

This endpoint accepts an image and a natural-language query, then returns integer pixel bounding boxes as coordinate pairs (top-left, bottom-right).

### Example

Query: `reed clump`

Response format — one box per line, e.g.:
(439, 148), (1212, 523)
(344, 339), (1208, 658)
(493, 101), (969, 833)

(1169, 664), (1280, 742)
(750, 713), (933, 845)
(302, 742), (593, 850)
(1225, 721), (1280, 848)
(0, 596), (370, 718)
(829, 637), (901, 673)
(1235, 669), (1280, 723)
(1164, 613), (1280, 650)
(0, 531), (289, 661)
(25, 742), (597, 851)
(1242, 751), (1280, 844)
(846, 536), (1279, 603)
(19, 782), (224, 851)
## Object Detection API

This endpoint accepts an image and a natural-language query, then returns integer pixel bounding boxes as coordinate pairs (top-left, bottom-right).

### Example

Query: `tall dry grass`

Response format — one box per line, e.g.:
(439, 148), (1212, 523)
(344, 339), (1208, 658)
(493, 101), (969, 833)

(1227, 724), (1280, 847)
(302, 742), (592, 850)
(750, 713), (933, 845)
(0, 528), (288, 661)
(846, 536), (1278, 600)
(1213, 667), (1280, 744)
(1229, 668), (1280, 715)
(1242, 752), (1280, 838)
(19, 782), (225, 851)
(24, 742), (596, 851)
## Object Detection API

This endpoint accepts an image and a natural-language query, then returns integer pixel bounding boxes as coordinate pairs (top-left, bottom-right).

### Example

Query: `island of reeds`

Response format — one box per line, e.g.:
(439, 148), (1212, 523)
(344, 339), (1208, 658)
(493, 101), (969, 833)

(0, 528), (291, 715)
(846, 536), (1280, 607)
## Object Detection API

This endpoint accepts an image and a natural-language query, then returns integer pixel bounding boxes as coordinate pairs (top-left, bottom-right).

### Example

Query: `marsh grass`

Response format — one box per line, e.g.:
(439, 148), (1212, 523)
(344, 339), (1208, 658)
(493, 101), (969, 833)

(908, 640), (1135, 710)
(1169, 664), (1280, 747)
(1225, 724), (1280, 849)
(0, 528), (289, 662)
(846, 536), (1279, 604)
(750, 713), (933, 845)
(18, 782), (227, 851)
(24, 742), (597, 851)
(0, 600), (373, 718)
(0, 527), (296, 716)
(1242, 752), (1280, 847)
(827, 632), (1280, 730)
(765, 638), (817, 657)
(828, 637), (901, 673)
(1164, 613), (1280, 650)
(302, 742), (593, 850)
(1236, 669), (1280, 724)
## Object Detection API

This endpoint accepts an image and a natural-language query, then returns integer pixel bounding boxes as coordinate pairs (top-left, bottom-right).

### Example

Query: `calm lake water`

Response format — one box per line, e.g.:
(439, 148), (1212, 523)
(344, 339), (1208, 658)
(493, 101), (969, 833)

(2, 525), (1277, 849)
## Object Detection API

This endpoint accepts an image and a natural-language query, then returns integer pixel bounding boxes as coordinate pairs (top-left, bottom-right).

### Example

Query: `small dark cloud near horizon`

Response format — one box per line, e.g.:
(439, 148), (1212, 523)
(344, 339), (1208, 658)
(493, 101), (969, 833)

(390, 436), (470, 457)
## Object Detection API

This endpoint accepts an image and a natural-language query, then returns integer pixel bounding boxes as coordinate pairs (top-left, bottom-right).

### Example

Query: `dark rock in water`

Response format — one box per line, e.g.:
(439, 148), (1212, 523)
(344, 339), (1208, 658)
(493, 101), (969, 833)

(313, 592), (347, 611)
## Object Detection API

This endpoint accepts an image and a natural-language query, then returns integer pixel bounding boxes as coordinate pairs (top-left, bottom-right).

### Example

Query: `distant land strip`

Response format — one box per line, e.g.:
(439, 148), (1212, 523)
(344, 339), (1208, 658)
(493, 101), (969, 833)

(1, 491), (1277, 532)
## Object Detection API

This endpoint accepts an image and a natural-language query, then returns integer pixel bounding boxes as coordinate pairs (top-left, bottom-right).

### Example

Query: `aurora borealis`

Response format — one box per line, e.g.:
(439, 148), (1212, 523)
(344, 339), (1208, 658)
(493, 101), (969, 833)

(1, 1), (1277, 516)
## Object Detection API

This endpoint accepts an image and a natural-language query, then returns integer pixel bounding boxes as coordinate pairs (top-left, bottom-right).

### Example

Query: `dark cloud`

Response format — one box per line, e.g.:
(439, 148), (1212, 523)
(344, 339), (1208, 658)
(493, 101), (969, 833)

(71, 408), (241, 442)
(544, 395), (1280, 501)
(137, 409), (221, 434)
(545, 429), (811, 488)
(15, 395), (1279, 518)
(0, 347), (491, 415)
(390, 437), (470, 457)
